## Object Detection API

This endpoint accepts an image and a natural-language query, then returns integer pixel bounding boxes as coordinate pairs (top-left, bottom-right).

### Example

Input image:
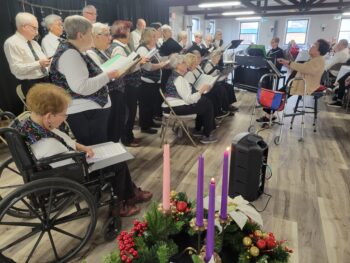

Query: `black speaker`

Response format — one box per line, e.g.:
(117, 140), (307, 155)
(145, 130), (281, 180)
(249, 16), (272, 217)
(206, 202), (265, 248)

(228, 132), (268, 202)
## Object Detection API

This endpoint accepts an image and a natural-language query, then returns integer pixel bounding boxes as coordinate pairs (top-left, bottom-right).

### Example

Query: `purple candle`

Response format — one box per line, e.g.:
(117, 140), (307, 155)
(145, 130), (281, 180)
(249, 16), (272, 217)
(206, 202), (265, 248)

(196, 155), (204, 227)
(220, 148), (230, 220)
(205, 178), (216, 262)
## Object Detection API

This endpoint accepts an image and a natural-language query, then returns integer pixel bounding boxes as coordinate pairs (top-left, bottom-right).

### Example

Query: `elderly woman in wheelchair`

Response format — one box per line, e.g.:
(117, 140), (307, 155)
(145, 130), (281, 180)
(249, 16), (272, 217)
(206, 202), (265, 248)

(0, 83), (152, 262)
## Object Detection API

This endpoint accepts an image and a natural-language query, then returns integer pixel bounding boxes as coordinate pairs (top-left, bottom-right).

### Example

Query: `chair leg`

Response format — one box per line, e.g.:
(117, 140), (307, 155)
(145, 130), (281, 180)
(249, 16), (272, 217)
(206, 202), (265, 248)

(313, 97), (318, 132)
(160, 117), (171, 147)
(290, 96), (301, 130)
(179, 120), (197, 147)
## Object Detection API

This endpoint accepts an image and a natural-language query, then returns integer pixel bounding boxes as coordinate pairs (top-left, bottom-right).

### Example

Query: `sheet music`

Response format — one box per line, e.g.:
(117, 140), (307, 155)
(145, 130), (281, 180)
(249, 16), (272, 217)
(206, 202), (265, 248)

(87, 142), (134, 172)
(145, 48), (158, 59)
(194, 73), (219, 91)
(100, 52), (141, 74)
(266, 60), (282, 78)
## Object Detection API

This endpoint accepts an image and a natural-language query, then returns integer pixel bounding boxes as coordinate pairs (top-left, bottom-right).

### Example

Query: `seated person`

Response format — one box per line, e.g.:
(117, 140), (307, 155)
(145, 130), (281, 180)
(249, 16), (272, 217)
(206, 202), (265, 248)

(16, 83), (152, 217)
(257, 39), (330, 122)
(201, 50), (238, 113)
(163, 54), (217, 144)
(266, 37), (284, 71)
(328, 72), (350, 108)
(286, 40), (299, 61)
(325, 39), (349, 79)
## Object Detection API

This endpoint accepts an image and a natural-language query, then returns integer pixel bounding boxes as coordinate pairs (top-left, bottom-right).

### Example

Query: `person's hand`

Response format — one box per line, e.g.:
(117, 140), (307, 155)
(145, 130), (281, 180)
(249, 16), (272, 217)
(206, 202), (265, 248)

(140, 57), (150, 65)
(108, 70), (122, 80)
(277, 58), (290, 66)
(39, 58), (51, 67)
(345, 76), (350, 86)
(84, 147), (94, 158)
(199, 84), (211, 94)
(160, 60), (169, 68)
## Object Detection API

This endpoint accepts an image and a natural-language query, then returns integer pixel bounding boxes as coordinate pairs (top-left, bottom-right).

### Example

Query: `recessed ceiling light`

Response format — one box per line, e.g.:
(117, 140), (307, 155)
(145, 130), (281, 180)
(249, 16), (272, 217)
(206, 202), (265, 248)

(342, 12), (350, 16)
(198, 1), (240, 8)
(222, 11), (255, 16)
(236, 16), (262, 20)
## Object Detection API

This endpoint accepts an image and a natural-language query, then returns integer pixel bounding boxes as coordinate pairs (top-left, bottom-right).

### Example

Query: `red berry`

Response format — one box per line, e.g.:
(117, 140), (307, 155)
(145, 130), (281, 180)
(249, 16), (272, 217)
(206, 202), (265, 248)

(132, 251), (138, 257)
(121, 255), (127, 261)
(126, 258), (132, 263)
(266, 239), (277, 249)
(176, 201), (188, 212)
(256, 239), (266, 249)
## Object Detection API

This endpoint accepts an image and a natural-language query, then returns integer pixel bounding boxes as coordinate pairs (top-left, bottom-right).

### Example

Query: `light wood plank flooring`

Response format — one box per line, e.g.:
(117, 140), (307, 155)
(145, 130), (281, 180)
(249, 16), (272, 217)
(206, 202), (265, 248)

(0, 90), (349, 263)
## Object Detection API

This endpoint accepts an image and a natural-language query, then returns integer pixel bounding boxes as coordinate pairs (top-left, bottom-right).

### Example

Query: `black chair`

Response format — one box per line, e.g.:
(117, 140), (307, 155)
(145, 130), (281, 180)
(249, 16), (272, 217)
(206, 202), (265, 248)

(0, 115), (121, 263)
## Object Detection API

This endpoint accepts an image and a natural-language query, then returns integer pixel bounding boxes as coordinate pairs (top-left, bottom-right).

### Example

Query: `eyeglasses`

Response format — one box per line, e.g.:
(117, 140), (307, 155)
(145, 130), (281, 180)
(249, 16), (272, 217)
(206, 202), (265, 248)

(26, 24), (39, 32)
(85, 11), (97, 16)
(98, 33), (111, 37)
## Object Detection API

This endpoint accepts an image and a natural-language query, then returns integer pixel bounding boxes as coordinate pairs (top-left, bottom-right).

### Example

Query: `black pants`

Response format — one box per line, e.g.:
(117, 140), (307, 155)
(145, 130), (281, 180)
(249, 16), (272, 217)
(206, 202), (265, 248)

(20, 77), (49, 96)
(337, 71), (350, 100)
(204, 86), (222, 117)
(139, 82), (161, 130)
(108, 90), (126, 143)
(67, 107), (110, 146)
(123, 83), (139, 144)
(163, 96), (214, 137)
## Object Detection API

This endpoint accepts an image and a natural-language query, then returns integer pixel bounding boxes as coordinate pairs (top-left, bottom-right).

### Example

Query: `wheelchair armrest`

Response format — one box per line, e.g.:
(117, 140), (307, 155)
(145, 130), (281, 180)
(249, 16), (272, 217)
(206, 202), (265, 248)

(0, 111), (16, 120)
(35, 151), (86, 166)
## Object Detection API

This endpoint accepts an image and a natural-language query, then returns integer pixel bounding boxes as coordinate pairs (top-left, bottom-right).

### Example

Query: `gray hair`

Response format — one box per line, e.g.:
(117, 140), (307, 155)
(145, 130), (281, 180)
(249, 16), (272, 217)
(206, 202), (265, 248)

(92, 22), (109, 35)
(177, 31), (187, 42)
(82, 5), (97, 14)
(44, 14), (61, 29)
(64, 15), (92, 40)
(205, 34), (213, 42)
(169, 53), (185, 70)
(210, 50), (222, 59)
(194, 31), (202, 38)
(339, 39), (349, 48)
(15, 12), (37, 29)
(161, 24), (172, 32)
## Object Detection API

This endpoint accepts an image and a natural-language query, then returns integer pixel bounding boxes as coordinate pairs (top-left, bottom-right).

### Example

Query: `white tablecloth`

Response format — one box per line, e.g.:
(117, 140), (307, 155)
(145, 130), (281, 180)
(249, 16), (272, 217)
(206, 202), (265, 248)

(335, 65), (350, 82)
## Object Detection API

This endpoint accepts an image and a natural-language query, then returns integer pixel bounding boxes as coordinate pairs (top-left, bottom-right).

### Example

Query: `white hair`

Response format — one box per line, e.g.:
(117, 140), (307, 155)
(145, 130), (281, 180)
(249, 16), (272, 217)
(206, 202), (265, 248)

(194, 31), (202, 38)
(44, 14), (61, 29)
(177, 31), (187, 41)
(161, 24), (172, 32)
(169, 53), (185, 70)
(92, 22), (109, 35)
(210, 50), (222, 59)
(64, 15), (92, 40)
(82, 5), (96, 14)
(15, 12), (36, 29)
(205, 34), (213, 41)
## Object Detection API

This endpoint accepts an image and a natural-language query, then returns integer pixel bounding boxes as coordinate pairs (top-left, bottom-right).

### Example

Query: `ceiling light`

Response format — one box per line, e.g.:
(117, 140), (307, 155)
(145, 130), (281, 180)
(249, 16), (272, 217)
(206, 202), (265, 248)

(198, 1), (240, 8)
(236, 16), (262, 20)
(222, 11), (255, 16)
(342, 12), (350, 16)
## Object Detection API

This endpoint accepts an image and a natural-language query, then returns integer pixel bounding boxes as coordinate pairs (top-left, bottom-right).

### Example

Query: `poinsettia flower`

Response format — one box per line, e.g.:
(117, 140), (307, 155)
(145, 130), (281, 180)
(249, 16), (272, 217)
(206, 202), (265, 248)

(203, 195), (263, 230)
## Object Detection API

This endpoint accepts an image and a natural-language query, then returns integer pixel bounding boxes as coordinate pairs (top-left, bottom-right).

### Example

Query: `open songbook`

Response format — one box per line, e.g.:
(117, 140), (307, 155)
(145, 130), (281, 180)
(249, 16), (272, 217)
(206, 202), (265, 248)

(87, 142), (134, 172)
(100, 52), (141, 75)
(193, 73), (220, 91)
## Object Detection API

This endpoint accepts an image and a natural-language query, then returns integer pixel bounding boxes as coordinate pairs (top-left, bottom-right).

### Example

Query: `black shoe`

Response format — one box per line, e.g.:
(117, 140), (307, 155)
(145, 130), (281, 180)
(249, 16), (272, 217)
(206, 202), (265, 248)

(228, 105), (239, 112)
(141, 128), (157, 134)
(256, 116), (276, 123)
(328, 101), (342, 108)
(150, 122), (161, 128)
(191, 129), (203, 138)
(332, 95), (338, 101)
(215, 111), (229, 119)
(200, 135), (218, 144)
(153, 116), (162, 121)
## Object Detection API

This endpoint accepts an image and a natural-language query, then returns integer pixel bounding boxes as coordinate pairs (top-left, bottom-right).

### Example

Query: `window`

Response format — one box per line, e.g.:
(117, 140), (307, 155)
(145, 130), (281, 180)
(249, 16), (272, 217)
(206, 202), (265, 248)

(338, 19), (350, 41)
(192, 18), (200, 41)
(285, 19), (309, 45)
(209, 20), (215, 35)
(239, 21), (259, 45)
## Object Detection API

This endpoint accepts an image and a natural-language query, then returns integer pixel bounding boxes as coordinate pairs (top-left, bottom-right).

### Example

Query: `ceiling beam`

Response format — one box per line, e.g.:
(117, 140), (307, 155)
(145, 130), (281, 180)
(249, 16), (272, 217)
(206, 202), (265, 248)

(274, 0), (287, 5)
(205, 9), (344, 19)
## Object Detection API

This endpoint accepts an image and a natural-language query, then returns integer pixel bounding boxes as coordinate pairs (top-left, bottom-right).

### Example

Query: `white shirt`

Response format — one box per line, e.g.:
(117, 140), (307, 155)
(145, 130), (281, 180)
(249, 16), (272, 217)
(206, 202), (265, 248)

(111, 40), (140, 72)
(129, 29), (142, 51)
(57, 49), (111, 114)
(325, 48), (350, 76)
(4, 31), (47, 80)
(86, 49), (109, 65)
(164, 75), (200, 107)
(136, 45), (162, 83)
(31, 128), (76, 168)
(41, 32), (60, 58)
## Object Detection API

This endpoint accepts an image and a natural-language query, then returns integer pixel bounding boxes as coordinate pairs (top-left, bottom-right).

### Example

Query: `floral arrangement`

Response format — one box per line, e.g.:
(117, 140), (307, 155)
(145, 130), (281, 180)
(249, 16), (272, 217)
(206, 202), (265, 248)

(102, 192), (292, 263)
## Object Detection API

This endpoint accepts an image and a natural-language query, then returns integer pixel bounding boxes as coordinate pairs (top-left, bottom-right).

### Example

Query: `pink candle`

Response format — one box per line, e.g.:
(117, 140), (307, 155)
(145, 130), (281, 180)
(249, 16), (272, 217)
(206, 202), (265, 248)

(205, 178), (215, 262)
(220, 148), (230, 220)
(163, 144), (170, 211)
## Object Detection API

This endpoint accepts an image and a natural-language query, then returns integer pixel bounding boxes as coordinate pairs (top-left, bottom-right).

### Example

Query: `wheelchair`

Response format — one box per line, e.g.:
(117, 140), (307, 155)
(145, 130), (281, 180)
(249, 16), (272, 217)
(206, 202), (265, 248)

(0, 112), (122, 263)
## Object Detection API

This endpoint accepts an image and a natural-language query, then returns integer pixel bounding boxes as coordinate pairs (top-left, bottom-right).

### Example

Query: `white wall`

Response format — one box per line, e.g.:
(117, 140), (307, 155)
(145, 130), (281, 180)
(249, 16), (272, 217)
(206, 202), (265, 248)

(169, 6), (342, 50)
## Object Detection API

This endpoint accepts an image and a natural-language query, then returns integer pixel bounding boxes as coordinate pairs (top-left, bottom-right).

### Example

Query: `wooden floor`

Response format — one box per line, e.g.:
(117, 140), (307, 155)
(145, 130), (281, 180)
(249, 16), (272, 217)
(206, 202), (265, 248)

(1, 90), (349, 263)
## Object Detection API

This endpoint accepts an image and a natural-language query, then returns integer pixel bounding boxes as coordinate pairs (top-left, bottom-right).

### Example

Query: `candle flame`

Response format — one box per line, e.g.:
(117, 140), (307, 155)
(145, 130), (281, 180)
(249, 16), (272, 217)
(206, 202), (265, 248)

(210, 178), (215, 183)
(226, 146), (231, 152)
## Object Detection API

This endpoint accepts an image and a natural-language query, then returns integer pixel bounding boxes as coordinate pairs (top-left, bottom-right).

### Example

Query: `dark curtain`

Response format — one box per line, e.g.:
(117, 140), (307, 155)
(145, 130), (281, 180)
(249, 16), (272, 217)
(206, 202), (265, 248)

(0, 0), (170, 115)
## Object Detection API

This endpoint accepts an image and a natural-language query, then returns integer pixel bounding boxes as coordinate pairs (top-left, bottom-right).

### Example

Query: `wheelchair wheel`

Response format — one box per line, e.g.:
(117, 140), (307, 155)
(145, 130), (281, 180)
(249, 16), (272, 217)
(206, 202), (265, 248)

(103, 216), (122, 242)
(0, 177), (97, 263)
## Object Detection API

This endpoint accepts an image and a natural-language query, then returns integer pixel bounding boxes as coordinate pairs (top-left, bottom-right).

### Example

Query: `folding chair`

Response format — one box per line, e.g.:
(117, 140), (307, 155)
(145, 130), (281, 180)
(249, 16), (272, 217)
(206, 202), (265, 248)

(159, 89), (197, 147)
(16, 85), (28, 111)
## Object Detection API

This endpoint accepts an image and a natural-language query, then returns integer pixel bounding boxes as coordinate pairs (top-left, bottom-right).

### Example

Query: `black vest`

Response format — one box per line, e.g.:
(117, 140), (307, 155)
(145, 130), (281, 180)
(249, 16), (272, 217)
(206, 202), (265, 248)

(137, 44), (161, 83)
(50, 41), (109, 107)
